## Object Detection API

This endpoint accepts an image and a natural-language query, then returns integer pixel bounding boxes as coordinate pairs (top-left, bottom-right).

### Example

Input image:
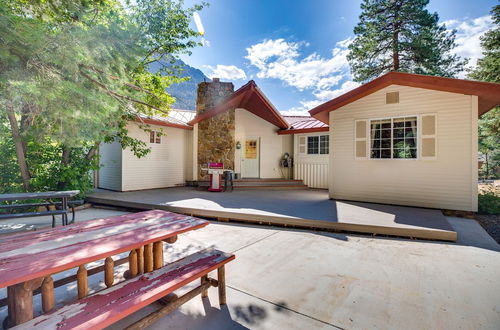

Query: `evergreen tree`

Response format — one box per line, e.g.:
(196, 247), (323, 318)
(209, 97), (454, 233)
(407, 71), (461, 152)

(469, 5), (500, 179)
(348, 0), (466, 82)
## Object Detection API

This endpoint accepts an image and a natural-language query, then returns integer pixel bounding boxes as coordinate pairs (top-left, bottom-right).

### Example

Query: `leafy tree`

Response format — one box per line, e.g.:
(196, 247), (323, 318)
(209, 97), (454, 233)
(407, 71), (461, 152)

(469, 5), (500, 179)
(348, 0), (466, 82)
(0, 0), (206, 194)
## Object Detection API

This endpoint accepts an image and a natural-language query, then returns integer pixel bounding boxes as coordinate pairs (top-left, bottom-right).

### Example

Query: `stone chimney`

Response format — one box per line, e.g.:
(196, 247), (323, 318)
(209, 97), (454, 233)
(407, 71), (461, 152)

(196, 79), (235, 180)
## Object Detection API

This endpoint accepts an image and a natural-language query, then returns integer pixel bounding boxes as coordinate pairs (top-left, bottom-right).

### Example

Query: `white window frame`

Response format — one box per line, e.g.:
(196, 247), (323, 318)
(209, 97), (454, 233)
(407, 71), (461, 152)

(306, 134), (329, 155)
(149, 130), (162, 144)
(368, 115), (420, 160)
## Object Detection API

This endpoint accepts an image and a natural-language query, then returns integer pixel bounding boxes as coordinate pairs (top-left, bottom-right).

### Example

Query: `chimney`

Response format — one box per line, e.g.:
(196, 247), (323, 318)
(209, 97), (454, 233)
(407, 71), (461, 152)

(195, 79), (236, 180)
(196, 78), (234, 114)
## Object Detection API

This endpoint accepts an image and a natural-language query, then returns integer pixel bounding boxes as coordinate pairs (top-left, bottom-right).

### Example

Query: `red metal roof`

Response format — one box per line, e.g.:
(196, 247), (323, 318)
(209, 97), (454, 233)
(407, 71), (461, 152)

(188, 81), (289, 129)
(310, 71), (500, 124)
(277, 116), (329, 135)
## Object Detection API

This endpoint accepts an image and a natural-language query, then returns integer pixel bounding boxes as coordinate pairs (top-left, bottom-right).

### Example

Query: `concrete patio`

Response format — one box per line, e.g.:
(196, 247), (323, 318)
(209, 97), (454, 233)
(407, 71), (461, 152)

(0, 208), (498, 330)
(87, 187), (457, 241)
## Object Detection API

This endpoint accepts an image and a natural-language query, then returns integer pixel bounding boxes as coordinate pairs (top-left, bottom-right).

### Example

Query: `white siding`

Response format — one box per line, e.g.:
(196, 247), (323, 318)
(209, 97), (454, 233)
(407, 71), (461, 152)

(234, 109), (292, 178)
(121, 123), (188, 191)
(98, 140), (122, 191)
(293, 133), (329, 188)
(329, 84), (478, 211)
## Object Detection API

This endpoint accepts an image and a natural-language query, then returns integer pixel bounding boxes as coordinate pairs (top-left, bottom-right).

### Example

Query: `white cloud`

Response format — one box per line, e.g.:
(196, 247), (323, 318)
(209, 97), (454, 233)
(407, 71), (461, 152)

(201, 38), (210, 47)
(246, 38), (351, 91)
(287, 80), (361, 113)
(280, 108), (311, 116)
(444, 15), (493, 70)
(206, 64), (247, 80)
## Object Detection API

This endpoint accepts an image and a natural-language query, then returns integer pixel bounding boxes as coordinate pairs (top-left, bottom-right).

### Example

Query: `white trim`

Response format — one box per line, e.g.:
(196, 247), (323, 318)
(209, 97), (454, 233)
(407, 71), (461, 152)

(471, 96), (479, 212)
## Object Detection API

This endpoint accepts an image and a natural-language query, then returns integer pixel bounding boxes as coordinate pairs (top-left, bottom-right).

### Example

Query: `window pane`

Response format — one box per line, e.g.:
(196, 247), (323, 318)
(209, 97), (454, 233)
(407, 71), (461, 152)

(381, 149), (391, 158)
(381, 129), (391, 138)
(320, 135), (329, 154)
(155, 133), (161, 144)
(393, 138), (404, 148)
(405, 137), (416, 148)
(150, 131), (155, 143)
(381, 139), (391, 148)
(371, 149), (380, 158)
(307, 136), (319, 154)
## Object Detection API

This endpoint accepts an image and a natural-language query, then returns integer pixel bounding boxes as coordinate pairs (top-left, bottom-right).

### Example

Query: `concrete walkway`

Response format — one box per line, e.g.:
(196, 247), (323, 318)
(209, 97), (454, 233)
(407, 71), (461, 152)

(88, 187), (456, 241)
(0, 209), (498, 330)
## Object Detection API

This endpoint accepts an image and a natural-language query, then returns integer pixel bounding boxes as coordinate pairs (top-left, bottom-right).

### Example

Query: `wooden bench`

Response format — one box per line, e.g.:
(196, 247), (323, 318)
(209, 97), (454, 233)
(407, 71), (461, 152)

(0, 200), (84, 227)
(0, 191), (80, 227)
(13, 249), (235, 330)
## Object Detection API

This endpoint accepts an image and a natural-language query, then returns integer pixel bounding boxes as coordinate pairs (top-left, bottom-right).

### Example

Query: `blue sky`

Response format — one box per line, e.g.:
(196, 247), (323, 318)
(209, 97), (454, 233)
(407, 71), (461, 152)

(181, 0), (497, 114)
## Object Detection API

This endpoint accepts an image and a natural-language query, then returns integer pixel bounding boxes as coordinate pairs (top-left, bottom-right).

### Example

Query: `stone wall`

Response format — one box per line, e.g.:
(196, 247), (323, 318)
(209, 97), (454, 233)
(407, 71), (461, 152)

(196, 79), (235, 180)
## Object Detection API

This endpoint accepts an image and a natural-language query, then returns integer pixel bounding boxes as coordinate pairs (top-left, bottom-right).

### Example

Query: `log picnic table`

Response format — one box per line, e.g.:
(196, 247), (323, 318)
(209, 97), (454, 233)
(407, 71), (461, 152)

(0, 209), (235, 329)
(0, 190), (81, 227)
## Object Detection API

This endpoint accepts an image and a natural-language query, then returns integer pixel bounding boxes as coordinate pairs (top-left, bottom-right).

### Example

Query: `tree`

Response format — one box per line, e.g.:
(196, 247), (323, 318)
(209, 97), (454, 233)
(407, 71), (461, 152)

(348, 0), (466, 82)
(0, 0), (206, 194)
(469, 5), (500, 179)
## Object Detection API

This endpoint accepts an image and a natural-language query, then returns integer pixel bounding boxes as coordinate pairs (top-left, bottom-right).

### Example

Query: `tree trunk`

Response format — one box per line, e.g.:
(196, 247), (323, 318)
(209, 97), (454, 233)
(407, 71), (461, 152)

(392, 31), (399, 71)
(85, 142), (100, 161)
(6, 104), (31, 190)
(61, 147), (71, 166)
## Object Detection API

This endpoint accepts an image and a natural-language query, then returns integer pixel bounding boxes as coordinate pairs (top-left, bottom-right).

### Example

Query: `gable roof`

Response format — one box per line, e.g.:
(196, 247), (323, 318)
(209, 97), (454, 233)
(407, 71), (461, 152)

(278, 116), (329, 135)
(188, 80), (289, 129)
(309, 72), (500, 124)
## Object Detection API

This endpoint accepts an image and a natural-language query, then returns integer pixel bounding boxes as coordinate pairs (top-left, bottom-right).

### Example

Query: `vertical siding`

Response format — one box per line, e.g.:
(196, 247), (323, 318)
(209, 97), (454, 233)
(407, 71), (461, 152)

(234, 109), (291, 178)
(121, 123), (187, 191)
(293, 133), (329, 188)
(98, 140), (122, 191)
(330, 84), (476, 211)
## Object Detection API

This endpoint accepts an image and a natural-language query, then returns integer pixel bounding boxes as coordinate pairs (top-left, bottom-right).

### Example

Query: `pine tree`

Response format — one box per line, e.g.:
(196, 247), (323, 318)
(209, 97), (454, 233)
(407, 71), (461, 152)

(469, 5), (500, 179)
(348, 0), (466, 82)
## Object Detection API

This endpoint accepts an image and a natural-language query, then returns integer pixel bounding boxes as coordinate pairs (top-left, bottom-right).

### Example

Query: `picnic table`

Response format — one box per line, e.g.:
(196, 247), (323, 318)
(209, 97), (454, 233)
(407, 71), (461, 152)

(0, 190), (80, 227)
(0, 209), (235, 328)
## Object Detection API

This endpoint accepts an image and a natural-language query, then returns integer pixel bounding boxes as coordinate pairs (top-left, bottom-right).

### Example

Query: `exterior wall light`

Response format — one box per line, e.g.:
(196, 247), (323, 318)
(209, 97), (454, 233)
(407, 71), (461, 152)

(236, 141), (241, 149)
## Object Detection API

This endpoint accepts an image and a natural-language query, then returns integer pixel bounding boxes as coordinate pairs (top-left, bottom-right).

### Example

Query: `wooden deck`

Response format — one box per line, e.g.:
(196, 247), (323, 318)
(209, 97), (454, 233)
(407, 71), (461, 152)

(87, 188), (457, 241)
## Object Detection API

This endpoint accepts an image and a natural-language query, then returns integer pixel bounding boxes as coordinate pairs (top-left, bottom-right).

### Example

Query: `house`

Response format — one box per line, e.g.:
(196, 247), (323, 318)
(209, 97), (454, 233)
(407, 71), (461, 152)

(98, 72), (500, 212)
(98, 79), (330, 191)
(309, 71), (500, 212)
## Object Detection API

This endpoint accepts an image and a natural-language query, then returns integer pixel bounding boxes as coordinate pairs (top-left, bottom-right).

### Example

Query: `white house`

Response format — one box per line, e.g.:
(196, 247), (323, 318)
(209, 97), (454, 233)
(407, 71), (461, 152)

(98, 72), (500, 212)
(98, 79), (330, 191)
(309, 71), (500, 212)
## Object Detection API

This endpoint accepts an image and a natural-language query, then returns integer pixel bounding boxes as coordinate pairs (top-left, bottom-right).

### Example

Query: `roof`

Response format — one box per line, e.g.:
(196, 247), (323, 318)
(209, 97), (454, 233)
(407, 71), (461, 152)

(278, 116), (329, 135)
(309, 71), (500, 124)
(188, 80), (289, 129)
(135, 111), (193, 130)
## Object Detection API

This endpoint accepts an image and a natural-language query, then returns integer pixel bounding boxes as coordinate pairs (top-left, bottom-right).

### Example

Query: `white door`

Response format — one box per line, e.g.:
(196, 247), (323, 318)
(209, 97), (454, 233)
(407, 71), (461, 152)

(242, 138), (260, 178)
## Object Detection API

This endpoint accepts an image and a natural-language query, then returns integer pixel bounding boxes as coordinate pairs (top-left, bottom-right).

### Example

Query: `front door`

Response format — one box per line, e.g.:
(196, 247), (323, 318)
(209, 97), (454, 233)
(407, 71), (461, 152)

(242, 138), (260, 178)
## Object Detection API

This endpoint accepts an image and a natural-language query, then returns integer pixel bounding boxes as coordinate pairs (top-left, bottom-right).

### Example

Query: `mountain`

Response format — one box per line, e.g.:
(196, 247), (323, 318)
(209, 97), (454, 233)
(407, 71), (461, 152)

(149, 59), (210, 110)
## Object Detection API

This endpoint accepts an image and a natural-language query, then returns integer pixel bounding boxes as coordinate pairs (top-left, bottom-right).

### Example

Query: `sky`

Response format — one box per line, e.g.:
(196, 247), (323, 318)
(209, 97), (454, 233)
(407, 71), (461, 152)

(181, 0), (497, 115)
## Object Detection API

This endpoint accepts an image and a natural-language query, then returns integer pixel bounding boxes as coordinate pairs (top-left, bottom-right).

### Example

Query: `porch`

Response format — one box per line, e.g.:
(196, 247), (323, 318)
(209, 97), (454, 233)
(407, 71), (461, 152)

(87, 187), (457, 241)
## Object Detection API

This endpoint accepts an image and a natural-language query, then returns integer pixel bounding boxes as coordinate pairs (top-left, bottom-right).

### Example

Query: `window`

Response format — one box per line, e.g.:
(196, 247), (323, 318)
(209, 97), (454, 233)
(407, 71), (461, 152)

(149, 131), (161, 144)
(370, 116), (417, 159)
(307, 135), (329, 155)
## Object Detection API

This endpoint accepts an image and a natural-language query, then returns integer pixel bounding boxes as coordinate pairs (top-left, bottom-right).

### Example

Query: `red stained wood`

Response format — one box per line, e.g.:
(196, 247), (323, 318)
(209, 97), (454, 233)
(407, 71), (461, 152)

(0, 210), (208, 288)
(15, 249), (235, 330)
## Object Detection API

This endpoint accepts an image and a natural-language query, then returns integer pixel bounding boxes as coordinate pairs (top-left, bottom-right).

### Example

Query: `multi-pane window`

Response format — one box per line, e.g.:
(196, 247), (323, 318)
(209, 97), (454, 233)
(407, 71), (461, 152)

(307, 135), (329, 155)
(370, 117), (417, 159)
(149, 131), (161, 144)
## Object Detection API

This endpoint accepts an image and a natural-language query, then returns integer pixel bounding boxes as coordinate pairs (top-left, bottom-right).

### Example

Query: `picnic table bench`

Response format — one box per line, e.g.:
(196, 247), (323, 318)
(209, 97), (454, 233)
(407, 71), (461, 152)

(0, 210), (235, 329)
(0, 191), (81, 227)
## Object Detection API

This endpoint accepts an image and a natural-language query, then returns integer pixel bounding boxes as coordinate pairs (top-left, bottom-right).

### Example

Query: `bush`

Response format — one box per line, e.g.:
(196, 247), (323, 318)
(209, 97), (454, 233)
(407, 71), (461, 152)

(478, 190), (500, 215)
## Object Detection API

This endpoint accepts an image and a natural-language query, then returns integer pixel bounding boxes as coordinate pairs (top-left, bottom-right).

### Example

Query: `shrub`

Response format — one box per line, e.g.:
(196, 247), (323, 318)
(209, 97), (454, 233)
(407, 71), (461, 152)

(478, 190), (500, 215)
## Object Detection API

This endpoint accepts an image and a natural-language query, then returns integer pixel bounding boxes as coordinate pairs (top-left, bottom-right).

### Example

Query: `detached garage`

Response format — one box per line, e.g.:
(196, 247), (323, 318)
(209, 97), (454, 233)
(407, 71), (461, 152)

(309, 72), (500, 212)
